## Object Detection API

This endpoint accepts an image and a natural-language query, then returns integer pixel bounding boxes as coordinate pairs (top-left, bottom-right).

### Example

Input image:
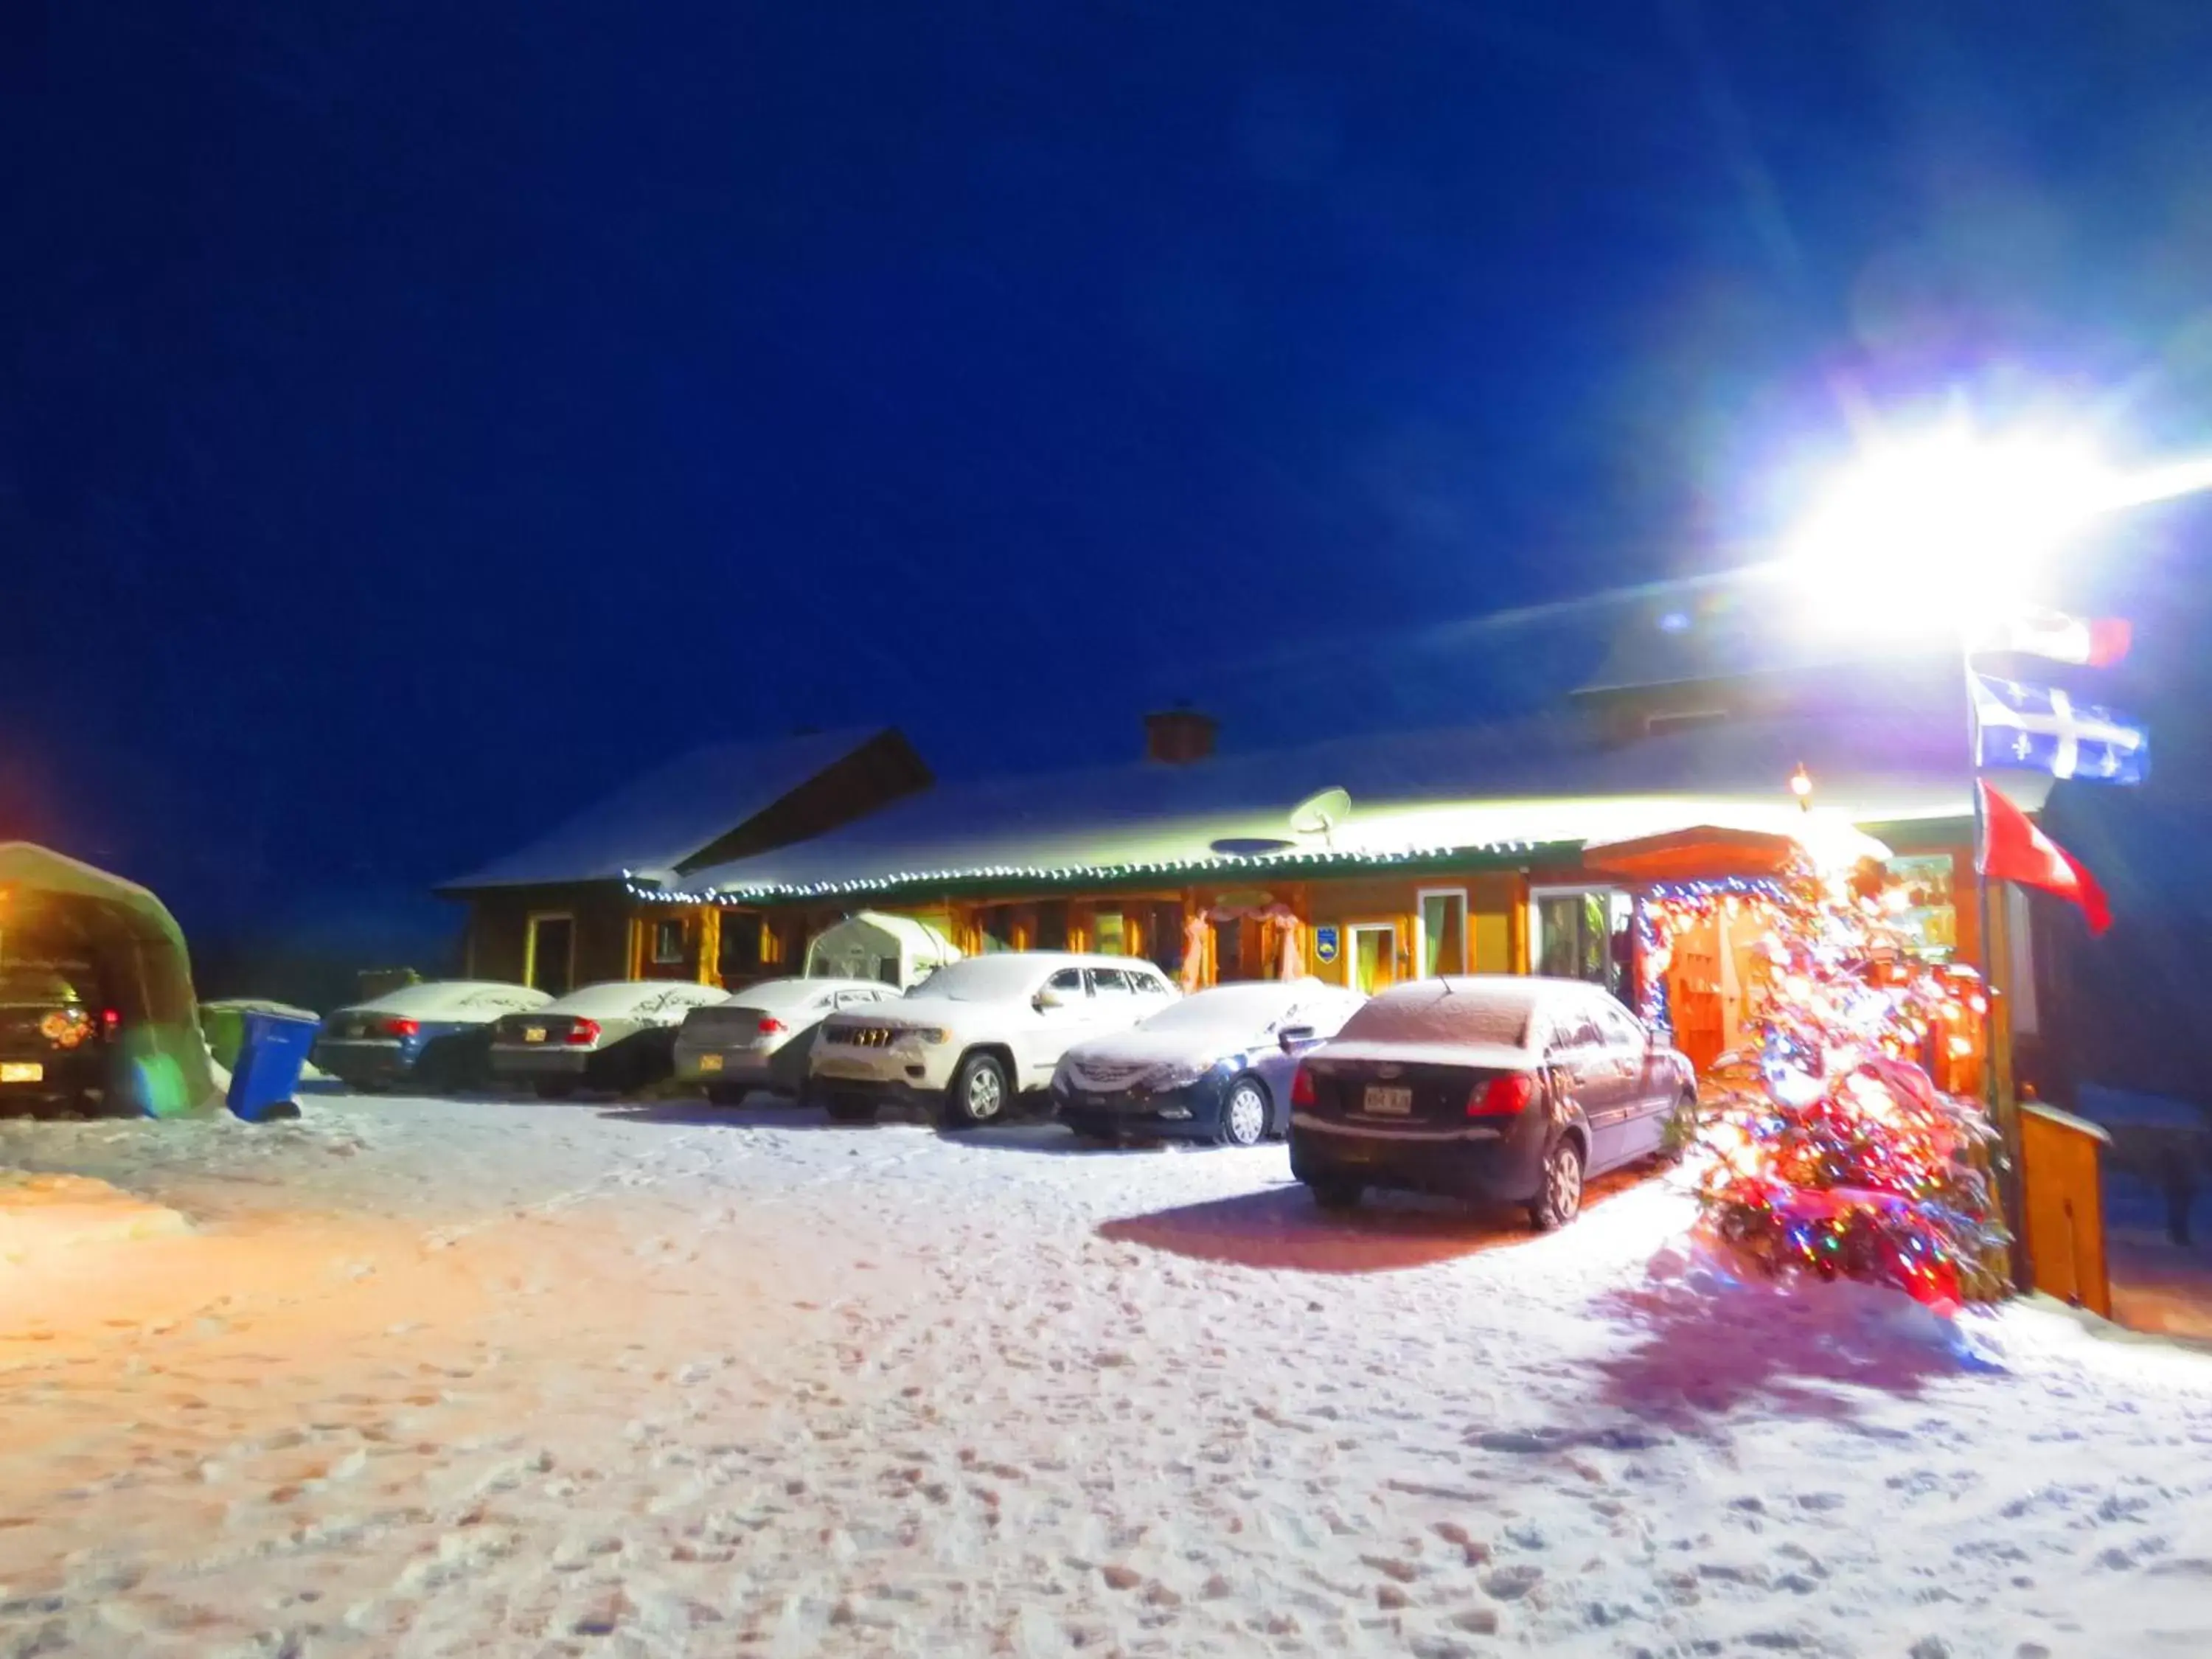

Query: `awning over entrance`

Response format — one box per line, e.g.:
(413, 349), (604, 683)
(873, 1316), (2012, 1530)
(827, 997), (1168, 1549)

(1584, 815), (1896, 885)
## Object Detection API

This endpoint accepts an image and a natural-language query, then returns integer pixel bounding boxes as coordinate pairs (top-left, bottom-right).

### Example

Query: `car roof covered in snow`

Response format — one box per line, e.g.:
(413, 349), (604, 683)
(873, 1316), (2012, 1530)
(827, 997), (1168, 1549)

(441, 728), (907, 891)
(544, 981), (732, 1016)
(671, 706), (2024, 902)
(711, 977), (887, 1010)
(1332, 976), (1561, 1051)
(350, 981), (552, 1018)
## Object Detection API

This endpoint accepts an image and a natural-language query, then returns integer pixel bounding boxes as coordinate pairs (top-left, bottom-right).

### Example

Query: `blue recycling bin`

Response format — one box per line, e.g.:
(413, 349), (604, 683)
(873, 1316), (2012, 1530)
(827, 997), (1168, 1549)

(226, 1011), (319, 1121)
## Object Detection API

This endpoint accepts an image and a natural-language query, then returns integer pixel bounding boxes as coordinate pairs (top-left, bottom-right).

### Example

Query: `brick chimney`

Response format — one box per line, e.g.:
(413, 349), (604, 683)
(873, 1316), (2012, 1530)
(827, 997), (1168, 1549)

(1144, 706), (1217, 765)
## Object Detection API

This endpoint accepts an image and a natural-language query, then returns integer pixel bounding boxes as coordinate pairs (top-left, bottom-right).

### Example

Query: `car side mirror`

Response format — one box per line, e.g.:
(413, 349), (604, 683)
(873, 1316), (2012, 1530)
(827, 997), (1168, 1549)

(1277, 1024), (1318, 1054)
(1034, 987), (1063, 1011)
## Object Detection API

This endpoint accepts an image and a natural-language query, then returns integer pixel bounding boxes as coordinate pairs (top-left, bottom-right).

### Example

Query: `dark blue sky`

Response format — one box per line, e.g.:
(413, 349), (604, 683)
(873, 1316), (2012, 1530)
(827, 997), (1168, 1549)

(7, 1), (2212, 951)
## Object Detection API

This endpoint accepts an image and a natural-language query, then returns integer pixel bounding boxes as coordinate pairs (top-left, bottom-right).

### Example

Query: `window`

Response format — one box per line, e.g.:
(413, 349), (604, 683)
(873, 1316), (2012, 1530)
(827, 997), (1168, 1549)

(1531, 887), (1632, 998)
(1142, 902), (1186, 975)
(1417, 889), (1467, 978)
(1212, 919), (1245, 981)
(1088, 967), (1131, 995)
(1595, 1004), (1644, 1048)
(977, 905), (1019, 953)
(652, 919), (686, 964)
(1093, 909), (1127, 955)
(1046, 968), (1087, 998)
(1034, 902), (1070, 951)
(718, 911), (762, 978)
(1547, 1012), (1603, 1054)
(1885, 855), (1958, 959)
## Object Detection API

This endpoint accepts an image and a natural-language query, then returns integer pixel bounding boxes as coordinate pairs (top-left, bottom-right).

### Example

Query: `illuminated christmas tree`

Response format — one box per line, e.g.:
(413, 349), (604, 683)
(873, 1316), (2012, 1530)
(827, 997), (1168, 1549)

(1642, 856), (2009, 1307)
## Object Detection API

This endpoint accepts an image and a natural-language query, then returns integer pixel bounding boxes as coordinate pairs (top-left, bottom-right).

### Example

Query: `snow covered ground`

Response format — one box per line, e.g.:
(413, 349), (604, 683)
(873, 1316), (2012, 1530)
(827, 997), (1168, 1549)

(4, 1093), (2212, 1659)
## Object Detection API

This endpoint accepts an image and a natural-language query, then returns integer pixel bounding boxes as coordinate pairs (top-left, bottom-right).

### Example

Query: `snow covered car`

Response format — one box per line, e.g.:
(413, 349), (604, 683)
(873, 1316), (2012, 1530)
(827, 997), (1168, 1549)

(0, 963), (114, 1114)
(1287, 976), (1694, 1229)
(1052, 978), (1366, 1147)
(674, 976), (900, 1104)
(810, 953), (1178, 1127)
(312, 980), (552, 1092)
(489, 980), (731, 1097)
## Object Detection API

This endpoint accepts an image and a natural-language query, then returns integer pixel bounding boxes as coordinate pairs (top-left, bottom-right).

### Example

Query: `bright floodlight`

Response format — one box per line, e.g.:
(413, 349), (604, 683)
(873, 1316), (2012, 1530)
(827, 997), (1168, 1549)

(1784, 423), (2117, 639)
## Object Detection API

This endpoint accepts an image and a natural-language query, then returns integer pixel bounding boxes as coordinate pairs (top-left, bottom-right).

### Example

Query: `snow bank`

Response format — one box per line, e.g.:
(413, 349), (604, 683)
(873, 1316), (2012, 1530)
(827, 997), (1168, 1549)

(1644, 1234), (2005, 1371)
(4, 1096), (2212, 1659)
(0, 1171), (189, 1262)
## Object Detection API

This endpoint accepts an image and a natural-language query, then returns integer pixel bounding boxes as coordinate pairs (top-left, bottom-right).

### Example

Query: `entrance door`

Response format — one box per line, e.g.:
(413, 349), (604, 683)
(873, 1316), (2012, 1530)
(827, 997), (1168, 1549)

(526, 914), (575, 998)
(1349, 924), (1399, 995)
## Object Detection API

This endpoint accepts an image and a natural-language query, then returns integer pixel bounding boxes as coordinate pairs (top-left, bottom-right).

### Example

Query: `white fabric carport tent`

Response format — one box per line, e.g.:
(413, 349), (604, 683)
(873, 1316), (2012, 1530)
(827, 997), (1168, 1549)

(0, 842), (222, 1116)
(801, 911), (960, 989)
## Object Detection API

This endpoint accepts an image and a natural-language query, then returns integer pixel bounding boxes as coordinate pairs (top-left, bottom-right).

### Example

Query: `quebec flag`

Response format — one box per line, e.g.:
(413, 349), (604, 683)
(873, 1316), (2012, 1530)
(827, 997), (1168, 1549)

(1972, 673), (2149, 785)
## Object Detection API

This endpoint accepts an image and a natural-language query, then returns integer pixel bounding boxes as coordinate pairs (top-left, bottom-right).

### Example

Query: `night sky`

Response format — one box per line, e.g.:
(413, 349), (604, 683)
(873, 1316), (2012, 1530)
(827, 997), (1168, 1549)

(8, 1), (2212, 969)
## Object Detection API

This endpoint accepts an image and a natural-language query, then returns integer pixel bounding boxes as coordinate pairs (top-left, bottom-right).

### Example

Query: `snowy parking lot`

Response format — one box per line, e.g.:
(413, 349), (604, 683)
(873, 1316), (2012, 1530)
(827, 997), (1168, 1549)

(4, 1094), (2212, 1658)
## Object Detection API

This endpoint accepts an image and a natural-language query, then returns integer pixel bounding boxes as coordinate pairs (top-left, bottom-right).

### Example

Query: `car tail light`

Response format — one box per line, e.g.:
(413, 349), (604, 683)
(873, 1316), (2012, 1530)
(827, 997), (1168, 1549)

(758, 1017), (787, 1035)
(40, 1009), (91, 1048)
(1467, 1072), (1536, 1117)
(381, 1017), (420, 1039)
(565, 1018), (601, 1046)
(1290, 1065), (1315, 1107)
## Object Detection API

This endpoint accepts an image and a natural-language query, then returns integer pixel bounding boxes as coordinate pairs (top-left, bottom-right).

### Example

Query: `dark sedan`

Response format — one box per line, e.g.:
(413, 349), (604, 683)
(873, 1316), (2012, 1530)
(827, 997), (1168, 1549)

(1052, 979), (1366, 1147)
(1287, 975), (1694, 1229)
(314, 981), (552, 1092)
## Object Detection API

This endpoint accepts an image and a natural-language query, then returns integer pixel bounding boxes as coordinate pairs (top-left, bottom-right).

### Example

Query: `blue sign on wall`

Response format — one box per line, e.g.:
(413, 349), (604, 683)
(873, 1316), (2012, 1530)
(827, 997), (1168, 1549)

(1313, 925), (1340, 965)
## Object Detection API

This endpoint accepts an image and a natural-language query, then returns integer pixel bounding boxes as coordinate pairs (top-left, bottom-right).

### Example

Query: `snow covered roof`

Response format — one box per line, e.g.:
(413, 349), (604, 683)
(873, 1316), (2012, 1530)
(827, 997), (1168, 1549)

(659, 709), (2037, 902)
(442, 728), (897, 891)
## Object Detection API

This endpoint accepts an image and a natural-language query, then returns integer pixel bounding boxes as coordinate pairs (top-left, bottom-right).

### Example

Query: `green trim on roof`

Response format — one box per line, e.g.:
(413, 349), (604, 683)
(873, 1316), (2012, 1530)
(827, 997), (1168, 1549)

(626, 839), (1588, 909)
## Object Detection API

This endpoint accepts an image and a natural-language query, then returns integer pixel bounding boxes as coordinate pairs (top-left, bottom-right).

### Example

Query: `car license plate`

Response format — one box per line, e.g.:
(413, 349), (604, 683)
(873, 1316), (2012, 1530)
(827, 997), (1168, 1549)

(698, 1054), (723, 1073)
(1, 1062), (43, 1085)
(523, 1026), (547, 1043)
(1363, 1085), (1412, 1116)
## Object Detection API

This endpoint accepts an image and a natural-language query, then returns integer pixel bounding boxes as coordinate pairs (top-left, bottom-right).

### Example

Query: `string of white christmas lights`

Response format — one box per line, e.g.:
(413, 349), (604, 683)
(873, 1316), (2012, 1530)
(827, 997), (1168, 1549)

(619, 837), (1571, 907)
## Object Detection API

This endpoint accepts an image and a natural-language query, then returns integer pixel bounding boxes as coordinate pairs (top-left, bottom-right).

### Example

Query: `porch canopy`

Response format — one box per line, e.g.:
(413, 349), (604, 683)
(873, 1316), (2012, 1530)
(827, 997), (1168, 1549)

(0, 842), (220, 1116)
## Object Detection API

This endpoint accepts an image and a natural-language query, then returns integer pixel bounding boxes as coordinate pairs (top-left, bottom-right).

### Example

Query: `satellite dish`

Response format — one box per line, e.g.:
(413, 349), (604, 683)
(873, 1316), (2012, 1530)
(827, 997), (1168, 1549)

(1287, 787), (1353, 845)
(1210, 836), (1295, 858)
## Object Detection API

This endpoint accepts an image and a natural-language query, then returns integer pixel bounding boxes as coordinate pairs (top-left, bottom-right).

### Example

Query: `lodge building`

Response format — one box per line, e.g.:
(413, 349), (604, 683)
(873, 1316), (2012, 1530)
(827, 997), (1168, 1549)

(440, 604), (2048, 1088)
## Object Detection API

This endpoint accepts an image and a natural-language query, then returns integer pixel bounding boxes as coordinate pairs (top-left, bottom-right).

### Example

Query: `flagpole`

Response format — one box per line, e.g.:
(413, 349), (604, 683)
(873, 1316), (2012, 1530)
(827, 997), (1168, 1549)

(1966, 648), (2031, 1291)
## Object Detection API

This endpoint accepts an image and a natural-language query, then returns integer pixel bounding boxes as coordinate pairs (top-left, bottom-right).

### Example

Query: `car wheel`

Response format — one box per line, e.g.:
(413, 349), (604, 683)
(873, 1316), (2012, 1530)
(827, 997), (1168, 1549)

(706, 1083), (747, 1107)
(824, 1096), (876, 1124)
(1307, 1176), (1363, 1213)
(1215, 1077), (1270, 1148)
(942, 1052), (1009, 1129)
(1530, 1135), (1585, 1231)
(533, 1077), (579, 1100)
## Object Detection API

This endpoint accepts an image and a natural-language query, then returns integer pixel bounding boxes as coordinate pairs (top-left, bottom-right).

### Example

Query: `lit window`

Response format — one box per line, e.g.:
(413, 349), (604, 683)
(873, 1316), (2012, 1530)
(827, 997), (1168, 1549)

(653, 919), (686, 964)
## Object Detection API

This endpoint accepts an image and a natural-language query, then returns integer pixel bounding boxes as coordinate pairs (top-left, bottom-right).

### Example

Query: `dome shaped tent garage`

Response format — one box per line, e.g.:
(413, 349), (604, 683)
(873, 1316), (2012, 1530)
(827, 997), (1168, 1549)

(0, 843), (221, 1117)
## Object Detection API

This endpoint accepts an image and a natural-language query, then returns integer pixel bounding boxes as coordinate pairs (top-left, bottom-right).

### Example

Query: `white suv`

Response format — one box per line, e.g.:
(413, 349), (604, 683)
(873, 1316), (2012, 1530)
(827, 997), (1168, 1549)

(810, 953), (1178, 1127)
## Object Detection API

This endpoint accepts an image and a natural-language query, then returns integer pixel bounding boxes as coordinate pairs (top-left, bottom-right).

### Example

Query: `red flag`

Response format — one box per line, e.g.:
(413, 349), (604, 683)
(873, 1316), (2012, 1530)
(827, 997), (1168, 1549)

(1977, 781), (2113, 934)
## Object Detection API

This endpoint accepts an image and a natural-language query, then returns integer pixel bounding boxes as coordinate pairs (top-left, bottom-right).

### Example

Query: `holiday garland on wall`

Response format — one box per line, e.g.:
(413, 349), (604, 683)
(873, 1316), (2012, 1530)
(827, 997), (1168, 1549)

(1644, 858), (2008, 1308)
